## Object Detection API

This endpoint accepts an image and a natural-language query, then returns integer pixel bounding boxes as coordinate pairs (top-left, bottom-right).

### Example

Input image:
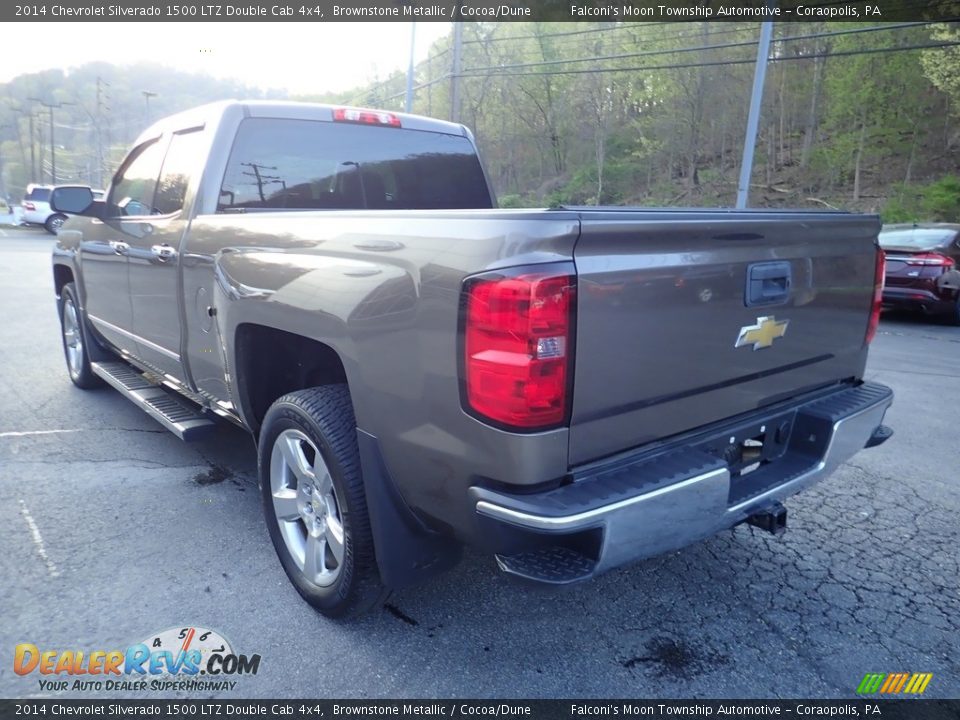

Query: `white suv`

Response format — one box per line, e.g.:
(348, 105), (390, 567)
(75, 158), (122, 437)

(21, 184), (59, 233)
(22, 184), (103, 234)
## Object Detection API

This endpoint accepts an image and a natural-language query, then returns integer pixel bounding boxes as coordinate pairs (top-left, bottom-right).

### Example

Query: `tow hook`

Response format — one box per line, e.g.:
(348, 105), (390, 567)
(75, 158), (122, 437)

(746, 502), (787, 536)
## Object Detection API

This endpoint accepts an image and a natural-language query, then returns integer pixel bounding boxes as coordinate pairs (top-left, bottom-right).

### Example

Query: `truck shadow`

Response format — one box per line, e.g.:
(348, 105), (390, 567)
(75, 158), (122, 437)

(185, 418), (957, 698)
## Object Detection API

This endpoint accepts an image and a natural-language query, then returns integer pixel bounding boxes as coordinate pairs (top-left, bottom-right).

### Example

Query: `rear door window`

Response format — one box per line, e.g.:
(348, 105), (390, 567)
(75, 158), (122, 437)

(217, 117), (492, 212)
(154, 129), (205, 215)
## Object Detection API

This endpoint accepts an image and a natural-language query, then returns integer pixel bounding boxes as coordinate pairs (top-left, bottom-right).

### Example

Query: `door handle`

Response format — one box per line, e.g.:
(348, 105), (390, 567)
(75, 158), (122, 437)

(746, 261), (792, 307)
(109, 241), (129, 255)
(151, 244), (177, 262)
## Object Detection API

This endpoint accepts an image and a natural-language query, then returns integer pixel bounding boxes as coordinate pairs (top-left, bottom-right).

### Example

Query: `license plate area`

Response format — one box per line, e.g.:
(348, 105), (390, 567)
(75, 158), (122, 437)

(691, 409), (807, 505)
(697, 412), (793, 476)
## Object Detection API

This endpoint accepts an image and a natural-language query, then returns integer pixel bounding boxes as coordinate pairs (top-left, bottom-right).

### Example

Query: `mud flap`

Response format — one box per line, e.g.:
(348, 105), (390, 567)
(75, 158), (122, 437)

(73, 297), (114, 363)
(356, 429), (461, 589)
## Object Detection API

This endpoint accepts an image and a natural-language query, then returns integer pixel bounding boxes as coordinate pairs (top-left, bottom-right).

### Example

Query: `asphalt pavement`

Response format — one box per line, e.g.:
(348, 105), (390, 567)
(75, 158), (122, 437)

(1, 227), (957, 699)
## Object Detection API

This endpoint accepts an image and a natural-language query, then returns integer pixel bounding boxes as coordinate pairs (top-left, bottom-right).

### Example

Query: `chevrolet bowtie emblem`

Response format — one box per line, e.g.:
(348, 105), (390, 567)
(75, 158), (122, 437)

(735, 316), (789, 350)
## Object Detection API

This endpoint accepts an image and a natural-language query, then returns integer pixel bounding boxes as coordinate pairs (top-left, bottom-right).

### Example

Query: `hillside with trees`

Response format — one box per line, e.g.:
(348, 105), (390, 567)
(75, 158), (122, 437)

(338, 21), (960, 221)
(2, 21), (959, 221)
(0, 63), (282, 196)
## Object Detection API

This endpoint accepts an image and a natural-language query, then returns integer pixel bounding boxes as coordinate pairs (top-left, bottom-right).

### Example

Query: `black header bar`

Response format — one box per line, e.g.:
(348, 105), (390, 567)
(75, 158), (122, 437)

(4, 0), (959, 22)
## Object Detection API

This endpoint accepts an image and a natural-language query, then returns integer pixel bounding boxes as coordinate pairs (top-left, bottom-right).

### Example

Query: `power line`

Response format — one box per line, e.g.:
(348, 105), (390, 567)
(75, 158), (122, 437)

(360, 25), (758, 103)
(369, 26), (956, 104)
(472, 24), (760, 63)
(459, 22), (942, 75)
(457, 40), (960, 79)
(462, 22), (681, 46)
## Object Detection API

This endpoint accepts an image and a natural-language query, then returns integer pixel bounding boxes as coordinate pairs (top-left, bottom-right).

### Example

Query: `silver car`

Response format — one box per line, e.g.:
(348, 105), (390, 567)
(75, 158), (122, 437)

(22, 184), (104, 234)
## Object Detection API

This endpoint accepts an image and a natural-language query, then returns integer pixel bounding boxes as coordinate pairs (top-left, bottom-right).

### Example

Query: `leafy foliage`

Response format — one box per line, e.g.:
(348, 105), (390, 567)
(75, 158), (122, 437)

(883, 176), (960, 223)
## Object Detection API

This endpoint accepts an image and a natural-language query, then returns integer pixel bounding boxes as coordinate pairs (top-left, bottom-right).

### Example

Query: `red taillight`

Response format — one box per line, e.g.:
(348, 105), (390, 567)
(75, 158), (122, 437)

(463, 268), (576, 430)
(866, 248), (885, 345)
(905, 252), (955, 268)
(332, 107), (401, 128)
(23, 202), (35, 211)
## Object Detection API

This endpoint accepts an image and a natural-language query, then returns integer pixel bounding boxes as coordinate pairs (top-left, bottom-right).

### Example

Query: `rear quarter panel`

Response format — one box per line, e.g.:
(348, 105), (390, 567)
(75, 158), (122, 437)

(195, 211), (580, 534)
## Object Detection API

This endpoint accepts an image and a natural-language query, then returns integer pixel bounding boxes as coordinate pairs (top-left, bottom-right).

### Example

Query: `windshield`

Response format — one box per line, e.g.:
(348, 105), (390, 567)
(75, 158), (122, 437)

(879, 228), (956, 249)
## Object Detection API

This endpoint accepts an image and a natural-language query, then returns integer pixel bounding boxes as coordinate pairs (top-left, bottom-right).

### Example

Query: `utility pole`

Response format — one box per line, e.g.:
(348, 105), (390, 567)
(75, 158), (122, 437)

(0, 123), (10, 201)
(450, 21), (463, 123)
(736, 18), (775, 209)
(12, 103), (39, 181)
(28, 98), (74, 184)
(47, 104), (55, 183)
(95, 76), (107, 188)
(142, 90), (158, 123)
(405, 22), (417, 113)
(12, 102), (41, 181)
(28, 112), (36, 181)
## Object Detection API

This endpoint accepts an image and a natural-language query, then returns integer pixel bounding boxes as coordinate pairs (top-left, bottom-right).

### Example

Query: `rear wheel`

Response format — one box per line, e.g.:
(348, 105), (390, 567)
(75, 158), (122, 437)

(45, 213), (67, 234)
(259, 385), (386, 618)
(58, 283), (103, 389)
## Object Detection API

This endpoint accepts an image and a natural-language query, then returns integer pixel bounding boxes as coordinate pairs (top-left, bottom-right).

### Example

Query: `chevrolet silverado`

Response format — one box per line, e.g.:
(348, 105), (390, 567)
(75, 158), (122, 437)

(50, 101), (893, 617)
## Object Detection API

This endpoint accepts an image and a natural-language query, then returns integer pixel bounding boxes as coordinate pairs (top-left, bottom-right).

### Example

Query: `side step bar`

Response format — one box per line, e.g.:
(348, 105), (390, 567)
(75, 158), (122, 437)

(90, 361), (215, 441)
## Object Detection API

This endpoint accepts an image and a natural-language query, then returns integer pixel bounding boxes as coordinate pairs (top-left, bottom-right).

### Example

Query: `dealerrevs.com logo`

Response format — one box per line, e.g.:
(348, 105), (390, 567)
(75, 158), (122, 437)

(14, 626), (261, 693)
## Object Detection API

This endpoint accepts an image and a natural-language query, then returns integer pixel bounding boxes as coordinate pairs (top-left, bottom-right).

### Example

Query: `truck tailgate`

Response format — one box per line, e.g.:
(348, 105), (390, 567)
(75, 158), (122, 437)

(569, 211), (880, 466)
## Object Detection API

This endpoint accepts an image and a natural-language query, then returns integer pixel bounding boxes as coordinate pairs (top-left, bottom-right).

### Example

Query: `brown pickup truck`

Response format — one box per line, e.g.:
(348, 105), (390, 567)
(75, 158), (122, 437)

(51, 101), (893, 617)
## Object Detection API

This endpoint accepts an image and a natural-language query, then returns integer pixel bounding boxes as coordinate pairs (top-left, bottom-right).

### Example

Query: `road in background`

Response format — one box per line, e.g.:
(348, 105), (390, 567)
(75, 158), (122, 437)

(1, 229), (957, 698)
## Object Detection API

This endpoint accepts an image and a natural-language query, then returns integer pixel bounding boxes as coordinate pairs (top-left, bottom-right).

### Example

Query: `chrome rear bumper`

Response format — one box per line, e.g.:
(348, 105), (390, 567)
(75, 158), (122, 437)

(473, 382), (893, 578)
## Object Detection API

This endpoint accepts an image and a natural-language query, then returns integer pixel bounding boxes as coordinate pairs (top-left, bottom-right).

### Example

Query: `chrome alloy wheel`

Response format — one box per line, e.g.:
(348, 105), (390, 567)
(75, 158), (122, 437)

(62, 296), (84, 380)
(269, 429), (345, 587)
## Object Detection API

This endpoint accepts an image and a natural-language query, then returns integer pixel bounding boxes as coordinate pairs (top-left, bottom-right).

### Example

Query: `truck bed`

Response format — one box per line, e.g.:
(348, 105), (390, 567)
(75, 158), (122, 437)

(190, 205), (879, 474)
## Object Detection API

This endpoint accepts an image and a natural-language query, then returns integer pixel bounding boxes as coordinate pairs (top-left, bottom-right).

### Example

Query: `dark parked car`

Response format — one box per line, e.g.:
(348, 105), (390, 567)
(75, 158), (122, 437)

(880, 224), (960, 324)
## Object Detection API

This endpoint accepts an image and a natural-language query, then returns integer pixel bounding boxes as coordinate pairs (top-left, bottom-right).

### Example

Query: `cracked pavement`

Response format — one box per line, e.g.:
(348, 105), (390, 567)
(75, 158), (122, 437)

(1, 228), (957, 699)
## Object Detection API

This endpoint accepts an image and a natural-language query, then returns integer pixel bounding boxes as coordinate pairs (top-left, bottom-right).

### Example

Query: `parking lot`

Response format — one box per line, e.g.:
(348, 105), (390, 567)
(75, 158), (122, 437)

(1, 226), (957, 699)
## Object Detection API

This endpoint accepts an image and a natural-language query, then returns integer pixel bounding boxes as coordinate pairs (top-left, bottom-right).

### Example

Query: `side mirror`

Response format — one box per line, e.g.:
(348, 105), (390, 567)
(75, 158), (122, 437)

(50, 186), (95, 215)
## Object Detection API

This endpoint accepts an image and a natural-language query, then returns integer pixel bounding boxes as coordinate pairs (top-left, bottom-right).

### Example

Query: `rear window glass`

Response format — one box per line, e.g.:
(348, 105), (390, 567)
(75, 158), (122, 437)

(25, 187), (51, 201)
(879, 229), (956, 248)
(217, 118), (492, 212)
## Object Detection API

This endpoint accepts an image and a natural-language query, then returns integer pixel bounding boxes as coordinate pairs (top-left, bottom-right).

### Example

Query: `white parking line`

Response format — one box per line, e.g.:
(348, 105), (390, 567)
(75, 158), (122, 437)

(19, 499), (61, 578)
(0, 429), (82, 438)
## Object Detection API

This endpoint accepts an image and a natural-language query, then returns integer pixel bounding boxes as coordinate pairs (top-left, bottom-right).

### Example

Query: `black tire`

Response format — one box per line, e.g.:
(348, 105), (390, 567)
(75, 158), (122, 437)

(58, 283), (103, 389)
(259, 385), (387, 618)
(45, 213), (68, 235)
(949, 296), (960, 326)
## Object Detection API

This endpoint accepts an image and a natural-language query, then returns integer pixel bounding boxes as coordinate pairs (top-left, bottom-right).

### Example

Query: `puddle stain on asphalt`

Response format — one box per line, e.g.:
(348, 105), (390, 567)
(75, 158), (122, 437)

(194, 464), (233, 485)
(621, 636), (729, 679)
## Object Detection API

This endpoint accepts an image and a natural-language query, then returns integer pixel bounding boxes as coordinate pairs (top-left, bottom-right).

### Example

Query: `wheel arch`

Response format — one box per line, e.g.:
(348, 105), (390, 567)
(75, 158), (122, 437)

(232, 323), (350, 438)
(52, 262), (74, 299)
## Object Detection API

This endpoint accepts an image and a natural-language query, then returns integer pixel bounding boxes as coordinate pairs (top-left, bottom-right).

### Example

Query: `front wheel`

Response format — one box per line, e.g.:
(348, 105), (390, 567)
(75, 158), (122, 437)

(58, 283), (103, 389)
(259, 385), (386, 618)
